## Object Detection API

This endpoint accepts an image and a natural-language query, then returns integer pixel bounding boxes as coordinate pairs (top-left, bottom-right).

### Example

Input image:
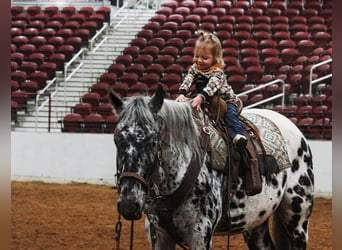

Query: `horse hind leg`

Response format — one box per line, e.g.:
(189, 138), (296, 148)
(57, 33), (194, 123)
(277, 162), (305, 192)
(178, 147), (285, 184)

(272, 142), (314, 250)
(243, 219), (275, 250)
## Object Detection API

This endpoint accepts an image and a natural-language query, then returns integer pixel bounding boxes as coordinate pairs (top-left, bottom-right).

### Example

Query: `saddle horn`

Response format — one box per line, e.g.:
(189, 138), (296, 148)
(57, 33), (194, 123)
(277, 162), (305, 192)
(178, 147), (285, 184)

(149, 83), (164, 113)
(109, 87), (124, 112)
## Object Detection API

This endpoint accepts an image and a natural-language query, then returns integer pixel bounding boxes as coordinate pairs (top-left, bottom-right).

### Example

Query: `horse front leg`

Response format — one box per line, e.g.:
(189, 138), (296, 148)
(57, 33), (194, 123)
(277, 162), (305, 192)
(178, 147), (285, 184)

(190, 217), (214, 250)
(145, 217), (176, 250)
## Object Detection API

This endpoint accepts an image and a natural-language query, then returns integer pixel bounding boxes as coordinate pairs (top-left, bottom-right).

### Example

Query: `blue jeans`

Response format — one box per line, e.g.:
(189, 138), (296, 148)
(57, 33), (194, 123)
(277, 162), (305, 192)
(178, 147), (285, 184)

(224, 103), (244, 139)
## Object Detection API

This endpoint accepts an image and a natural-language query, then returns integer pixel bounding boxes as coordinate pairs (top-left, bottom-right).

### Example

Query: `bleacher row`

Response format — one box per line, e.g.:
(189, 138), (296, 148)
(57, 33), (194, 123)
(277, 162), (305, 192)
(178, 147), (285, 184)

(12, 1), (332, 140)
(10, 5), (111, 121)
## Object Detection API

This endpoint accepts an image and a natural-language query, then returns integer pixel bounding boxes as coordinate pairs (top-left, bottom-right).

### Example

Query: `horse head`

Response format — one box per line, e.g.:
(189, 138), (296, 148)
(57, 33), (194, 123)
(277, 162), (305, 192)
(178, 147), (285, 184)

(110, 84), (164, 220)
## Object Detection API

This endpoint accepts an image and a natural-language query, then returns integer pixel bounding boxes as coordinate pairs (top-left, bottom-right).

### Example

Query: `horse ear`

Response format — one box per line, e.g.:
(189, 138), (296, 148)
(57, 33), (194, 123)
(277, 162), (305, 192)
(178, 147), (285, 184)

(109, 87), (123, 112)
(149, 83), (164, 113)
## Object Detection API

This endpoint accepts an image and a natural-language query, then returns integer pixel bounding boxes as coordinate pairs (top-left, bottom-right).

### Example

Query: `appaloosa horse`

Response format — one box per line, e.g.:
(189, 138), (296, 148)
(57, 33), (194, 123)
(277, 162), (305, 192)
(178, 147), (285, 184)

(110, 84), (314, 250)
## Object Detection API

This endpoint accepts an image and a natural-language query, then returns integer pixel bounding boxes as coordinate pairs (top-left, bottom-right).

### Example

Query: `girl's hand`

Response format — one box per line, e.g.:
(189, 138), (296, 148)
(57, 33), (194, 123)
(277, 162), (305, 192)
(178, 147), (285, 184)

(189, 95), (203, 111)
(175, 94), (186, 102)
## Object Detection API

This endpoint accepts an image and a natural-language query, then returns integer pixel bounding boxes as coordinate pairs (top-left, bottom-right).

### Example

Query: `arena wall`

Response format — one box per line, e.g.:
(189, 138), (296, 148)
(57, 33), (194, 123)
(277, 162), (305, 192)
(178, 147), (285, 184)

(11, 132), (332, 197)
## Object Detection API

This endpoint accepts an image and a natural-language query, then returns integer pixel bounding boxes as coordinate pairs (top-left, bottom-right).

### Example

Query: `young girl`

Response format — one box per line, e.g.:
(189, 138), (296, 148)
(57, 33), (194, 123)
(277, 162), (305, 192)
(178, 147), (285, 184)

(175, 30), (247, 149)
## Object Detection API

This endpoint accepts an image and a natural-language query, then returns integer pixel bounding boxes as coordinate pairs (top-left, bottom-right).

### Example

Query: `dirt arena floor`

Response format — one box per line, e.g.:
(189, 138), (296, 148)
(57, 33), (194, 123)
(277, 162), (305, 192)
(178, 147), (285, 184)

(11, 181), (332, 250)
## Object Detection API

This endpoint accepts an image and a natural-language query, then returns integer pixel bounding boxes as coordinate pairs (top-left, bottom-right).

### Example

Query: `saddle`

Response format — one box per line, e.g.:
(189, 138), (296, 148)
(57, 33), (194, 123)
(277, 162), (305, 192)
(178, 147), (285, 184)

(202, 96), (272, 197)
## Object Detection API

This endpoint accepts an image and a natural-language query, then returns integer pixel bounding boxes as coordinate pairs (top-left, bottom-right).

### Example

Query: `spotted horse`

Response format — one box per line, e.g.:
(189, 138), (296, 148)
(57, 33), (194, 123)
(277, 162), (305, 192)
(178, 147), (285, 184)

(110, 84), (314, 250)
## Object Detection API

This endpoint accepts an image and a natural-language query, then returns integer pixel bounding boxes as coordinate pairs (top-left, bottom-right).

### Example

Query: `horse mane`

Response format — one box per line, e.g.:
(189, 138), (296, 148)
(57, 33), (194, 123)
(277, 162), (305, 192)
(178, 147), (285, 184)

(120, 96), (202, 159)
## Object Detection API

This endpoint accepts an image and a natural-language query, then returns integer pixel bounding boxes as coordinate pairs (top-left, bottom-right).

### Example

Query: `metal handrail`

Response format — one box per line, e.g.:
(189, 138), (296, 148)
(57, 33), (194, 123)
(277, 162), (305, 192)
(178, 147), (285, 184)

(64, 48), (85, 81)
(309, 58), (332, 96)
(35, 77), (57, 131)
(90, 23), (109, 51)
(237, 79), (286, 109)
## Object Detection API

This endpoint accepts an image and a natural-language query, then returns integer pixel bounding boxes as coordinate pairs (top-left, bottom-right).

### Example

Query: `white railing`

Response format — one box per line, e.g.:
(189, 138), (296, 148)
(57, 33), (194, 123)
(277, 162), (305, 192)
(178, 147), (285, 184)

(64, 48), (85, 82)
(309, 58), (332, 96)
(34, 77), (58, 131)
(237, 79), (286, 109)
(89, 23), (109, 51)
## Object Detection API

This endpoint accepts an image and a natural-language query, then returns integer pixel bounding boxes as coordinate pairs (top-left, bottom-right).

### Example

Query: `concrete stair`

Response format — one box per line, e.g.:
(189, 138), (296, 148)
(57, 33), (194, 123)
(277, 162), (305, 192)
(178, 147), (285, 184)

(12, 6), (156, 133)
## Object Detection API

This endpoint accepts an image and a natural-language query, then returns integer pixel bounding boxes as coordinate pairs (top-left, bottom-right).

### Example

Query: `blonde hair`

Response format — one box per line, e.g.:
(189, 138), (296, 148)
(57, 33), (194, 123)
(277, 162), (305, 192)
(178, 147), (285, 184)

(195, 30), (224, 67)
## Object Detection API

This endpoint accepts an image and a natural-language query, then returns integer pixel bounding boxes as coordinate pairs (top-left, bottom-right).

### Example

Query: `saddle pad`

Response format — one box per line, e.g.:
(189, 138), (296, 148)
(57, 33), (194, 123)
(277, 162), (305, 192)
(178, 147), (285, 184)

(241, 112), (292, 171)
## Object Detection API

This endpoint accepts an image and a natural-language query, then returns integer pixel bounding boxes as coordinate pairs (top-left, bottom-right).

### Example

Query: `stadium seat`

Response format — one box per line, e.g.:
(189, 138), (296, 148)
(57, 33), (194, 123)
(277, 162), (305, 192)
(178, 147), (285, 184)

(11, 6), (24, 17)
(177, 55), (193, 70)
(142, 45), (160, 59)
(99, 72), (117, 85)
(79, 7), (94, 18)
(51, 13), (68, 25)
(168, 14), (184, 26)
(180, 0), (196, 11)
(228, 75), (246, 93)
(136, 54), (154, 68)
(105, 114), (119, 133)
(91, 82), (110, 98)
(164, 64), (183, 75)
(11, 71), (27, 84)
(30, 35), (47, 48)
(156, 7), (173, 17)
(20, 61), (38, 76)
(115, 54), (133, 68)
(148, 37), (166, 50)
(57, 44), (74, 61)
(43, 6), (59, 17)
(156, 55), (175, 69)
(130, 37), (147, 50)
(145, 64), (165, 76)
(80, 21), (98, 36)
(239, 39), (258, 49)
(111, 83), (129, 98)
(150, 14), (167, 25)
(162, 1), (178, 11)
(125, 64), (145, 78)
(199, 1), (214, 11)
(128, 83), (149, 96)
(141, 73), (160, 87)
(61, 6), (76, 18)
(83, 114), (105, 133)
(144, 21), (161, 33)
(62, 113), (84, 132)
(108, 63), (125, 78)
(120, 73), (139, 86)
(72, 102), (92, 118)
(162, 73), (181, 87)
(155, 29), (173, 41)
(97, 103), (114, 118)
(82, 92), (101, 110)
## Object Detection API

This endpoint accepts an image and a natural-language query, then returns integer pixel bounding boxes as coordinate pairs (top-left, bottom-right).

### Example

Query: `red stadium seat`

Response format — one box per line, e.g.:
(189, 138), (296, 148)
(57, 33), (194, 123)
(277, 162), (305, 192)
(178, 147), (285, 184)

(116, 54), (133, 68)
(164, 64), (183, 75)
(146, 64), (165, 76)
(111, 83), (129, 98)
(99, 72), (117, 85)
(128, 83), (149, 96)
(82, 92), (101, 110)
(79, 7), (94, 18)
(62, 113), (84, 132)
(30, 35), (47, 48)
(44, 6), (59, 17)
(136, 54), (154, 68)
(120, 73), (139, 86)
(125, 64), (145, 78)
(97, 103), (114, 118)
(83, 114), (105, 133)
(91, 82), (110, 98)
(72, 102), (93, 118)
(105, 114), (120, 133)
(130, 37), (147, 50)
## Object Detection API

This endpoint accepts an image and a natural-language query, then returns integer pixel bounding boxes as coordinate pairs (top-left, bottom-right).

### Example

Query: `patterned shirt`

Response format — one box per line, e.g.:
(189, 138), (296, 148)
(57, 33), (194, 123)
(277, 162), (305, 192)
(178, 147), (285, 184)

(178, 63), (240, 105)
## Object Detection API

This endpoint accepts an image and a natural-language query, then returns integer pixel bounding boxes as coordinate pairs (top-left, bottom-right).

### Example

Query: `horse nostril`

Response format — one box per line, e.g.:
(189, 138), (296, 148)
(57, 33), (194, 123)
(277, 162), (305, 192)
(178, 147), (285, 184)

(117, 199), (143, 220)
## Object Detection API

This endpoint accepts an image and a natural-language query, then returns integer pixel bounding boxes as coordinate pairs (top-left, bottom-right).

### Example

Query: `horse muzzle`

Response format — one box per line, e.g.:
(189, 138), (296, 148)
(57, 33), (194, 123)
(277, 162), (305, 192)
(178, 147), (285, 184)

(117, 198), (143, 220)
